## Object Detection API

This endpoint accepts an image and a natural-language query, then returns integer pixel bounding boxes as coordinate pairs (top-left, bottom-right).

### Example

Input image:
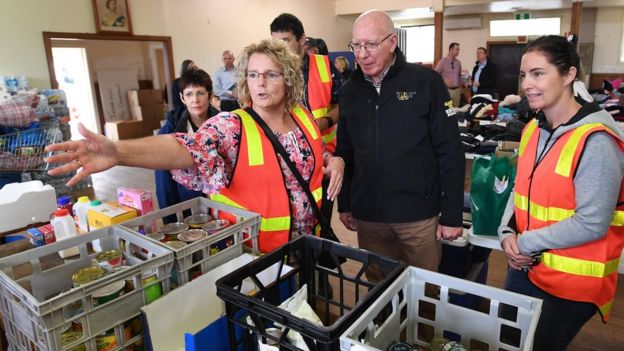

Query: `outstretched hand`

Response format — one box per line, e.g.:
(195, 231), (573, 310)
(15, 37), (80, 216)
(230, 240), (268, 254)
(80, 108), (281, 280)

(44, 122), (118, 186)
(323, 156), (344, 201)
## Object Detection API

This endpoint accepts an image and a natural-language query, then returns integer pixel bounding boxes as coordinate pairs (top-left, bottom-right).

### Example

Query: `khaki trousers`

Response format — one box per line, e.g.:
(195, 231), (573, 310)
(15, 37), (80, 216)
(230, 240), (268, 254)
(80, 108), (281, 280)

(355, 216), (441, 282)
(448, 88), (462, 107)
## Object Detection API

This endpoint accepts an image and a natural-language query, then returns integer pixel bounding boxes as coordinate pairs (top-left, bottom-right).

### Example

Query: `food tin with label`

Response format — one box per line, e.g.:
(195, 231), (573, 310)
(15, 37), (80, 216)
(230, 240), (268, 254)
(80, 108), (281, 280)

(95, 329), (117, 351)
(202, 219), (231, 234)
(94, 249), (123, 270)
(142, 270), (162, 304)
(72, 266), (105, 287)
(146, 232), (165, 242)
(183, 213), (212, 229)
(61, 323), (86, 351)
(165, 240), (188, 250)
(93, 280), (126, 306)
(177, 229), (208, 243)
(159, 222), (189, 242)
(203, 219), (233, 251)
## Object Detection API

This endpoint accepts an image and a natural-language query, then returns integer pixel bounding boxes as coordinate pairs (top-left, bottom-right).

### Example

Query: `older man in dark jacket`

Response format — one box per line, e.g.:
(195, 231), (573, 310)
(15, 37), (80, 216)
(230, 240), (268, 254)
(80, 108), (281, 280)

(337, 10), (464, 278)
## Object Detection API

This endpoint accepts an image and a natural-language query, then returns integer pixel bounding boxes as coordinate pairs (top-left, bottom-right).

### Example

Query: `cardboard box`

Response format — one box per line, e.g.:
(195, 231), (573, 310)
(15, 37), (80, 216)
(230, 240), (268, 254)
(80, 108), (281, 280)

(130, 104), (165, 123)
(495, 141), (520, 166)
(117, 187), (154, 216)
(127, 89), (163, 106)
(105, 120), (146, 140)
(87, 202), (137, 230)
(97, 70), (138, 122)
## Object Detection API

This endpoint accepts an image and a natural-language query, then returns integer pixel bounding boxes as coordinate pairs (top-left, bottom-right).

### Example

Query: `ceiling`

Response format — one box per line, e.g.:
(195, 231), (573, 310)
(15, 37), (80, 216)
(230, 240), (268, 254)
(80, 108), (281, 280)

(388, 0), (624, 20)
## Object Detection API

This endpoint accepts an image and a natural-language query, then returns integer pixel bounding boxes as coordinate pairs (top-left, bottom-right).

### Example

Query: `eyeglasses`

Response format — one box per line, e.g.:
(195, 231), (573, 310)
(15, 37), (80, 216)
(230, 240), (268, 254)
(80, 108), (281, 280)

(348, 33), (394, 53)
(246, 70), (283, 81)
(183, 90), (209, 99)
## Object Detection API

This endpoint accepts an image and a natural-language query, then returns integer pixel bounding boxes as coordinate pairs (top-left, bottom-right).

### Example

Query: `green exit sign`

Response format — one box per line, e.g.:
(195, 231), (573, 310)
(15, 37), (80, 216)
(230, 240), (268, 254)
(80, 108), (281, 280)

(515, 12), (531, 20)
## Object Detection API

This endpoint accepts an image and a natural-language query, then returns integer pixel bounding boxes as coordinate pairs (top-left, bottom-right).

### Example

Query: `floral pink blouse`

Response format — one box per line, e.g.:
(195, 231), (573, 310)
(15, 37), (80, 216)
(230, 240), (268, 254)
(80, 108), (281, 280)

(171, 111), (320, 238)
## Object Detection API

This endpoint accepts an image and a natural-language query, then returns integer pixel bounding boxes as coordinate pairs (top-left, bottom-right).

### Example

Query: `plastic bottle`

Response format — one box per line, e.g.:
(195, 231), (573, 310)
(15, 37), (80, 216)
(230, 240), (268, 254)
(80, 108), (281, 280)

(73, 196), (90, 233)
(57, 195), (73, 215)
(89, 200), (103, 252)
(50, 209), (79, 258)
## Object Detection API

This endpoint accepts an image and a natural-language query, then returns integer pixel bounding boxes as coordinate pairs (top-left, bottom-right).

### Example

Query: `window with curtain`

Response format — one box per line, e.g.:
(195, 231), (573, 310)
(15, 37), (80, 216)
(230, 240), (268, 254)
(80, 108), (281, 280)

(403, 25), (435, 64)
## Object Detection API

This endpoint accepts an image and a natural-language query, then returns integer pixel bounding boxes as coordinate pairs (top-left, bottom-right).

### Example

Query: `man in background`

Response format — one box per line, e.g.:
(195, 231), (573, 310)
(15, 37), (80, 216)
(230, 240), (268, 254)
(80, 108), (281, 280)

(213, 50), (239, 111)
(270, 13), (341, 222)
(470, 47), (497, 97)
(435, 42), (463, 107)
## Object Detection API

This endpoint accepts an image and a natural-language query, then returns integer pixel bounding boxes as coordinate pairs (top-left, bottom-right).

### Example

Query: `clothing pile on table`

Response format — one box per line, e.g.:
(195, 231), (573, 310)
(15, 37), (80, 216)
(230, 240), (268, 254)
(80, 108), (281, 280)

(454, 93), (528, 154)
(590, 79), (624, 121)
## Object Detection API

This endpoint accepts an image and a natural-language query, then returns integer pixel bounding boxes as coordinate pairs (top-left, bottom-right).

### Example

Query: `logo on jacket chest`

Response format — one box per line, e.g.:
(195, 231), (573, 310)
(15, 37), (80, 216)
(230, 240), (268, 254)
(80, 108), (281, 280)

(396, 91), (416, 101)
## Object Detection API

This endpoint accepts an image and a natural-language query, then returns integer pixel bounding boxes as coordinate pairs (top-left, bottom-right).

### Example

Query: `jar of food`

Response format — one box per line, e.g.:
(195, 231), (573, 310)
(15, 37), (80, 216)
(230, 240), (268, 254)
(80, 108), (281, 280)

(142, 270), (162, 304)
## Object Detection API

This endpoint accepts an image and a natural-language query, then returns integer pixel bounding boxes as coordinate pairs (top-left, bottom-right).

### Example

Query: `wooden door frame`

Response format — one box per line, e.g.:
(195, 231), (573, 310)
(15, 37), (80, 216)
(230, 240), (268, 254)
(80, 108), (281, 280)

(42, 31), (175, 89)
(42, 32), (174, 134)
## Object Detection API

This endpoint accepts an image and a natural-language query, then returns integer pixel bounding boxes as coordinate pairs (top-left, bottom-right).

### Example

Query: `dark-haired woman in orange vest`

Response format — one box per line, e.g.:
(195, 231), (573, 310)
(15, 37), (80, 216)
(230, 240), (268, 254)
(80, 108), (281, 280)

(498, 35), (624, 351)
(44, 39), (345, 254)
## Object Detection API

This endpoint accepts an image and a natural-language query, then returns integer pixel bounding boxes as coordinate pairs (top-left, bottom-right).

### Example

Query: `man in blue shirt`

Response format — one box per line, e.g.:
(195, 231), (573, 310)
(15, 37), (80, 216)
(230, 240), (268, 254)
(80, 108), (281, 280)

(213, 50), (239, 111)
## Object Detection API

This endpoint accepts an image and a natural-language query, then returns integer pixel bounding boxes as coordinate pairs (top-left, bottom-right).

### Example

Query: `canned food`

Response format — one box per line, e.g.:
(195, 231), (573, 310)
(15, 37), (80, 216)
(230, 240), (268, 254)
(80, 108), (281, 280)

(61, 327), (85, 350)
(94, 249), (123, 270)
(177, 229), (208, 243)
(142, 270), (162, 304)
(164, 240), (188, 250)
(202, 219), (231, 234)
(159, 222), (189, 242)
(93, 280), (126, 306)
(184, 213), (212, 228)
(146, 232), (165, 242)
(72, 266), (105, 287)
(96, 330), (117, 351)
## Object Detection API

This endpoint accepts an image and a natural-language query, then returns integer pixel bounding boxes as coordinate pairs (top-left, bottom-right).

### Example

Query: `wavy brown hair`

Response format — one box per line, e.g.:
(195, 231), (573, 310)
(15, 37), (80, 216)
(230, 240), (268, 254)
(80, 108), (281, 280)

(235, 39), (302, 110)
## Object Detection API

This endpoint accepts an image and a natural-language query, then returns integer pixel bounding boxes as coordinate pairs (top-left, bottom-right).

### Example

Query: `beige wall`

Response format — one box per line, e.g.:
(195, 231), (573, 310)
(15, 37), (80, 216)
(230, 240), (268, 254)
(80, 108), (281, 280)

(0, 0), (353, 89)
(1, 1), (622, 90)
(593, 7), (624, 73)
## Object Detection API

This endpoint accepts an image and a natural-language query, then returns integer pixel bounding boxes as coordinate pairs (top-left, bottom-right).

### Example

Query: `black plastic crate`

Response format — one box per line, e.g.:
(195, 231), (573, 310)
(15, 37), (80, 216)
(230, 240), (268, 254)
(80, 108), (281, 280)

(216, 235), (404, 351)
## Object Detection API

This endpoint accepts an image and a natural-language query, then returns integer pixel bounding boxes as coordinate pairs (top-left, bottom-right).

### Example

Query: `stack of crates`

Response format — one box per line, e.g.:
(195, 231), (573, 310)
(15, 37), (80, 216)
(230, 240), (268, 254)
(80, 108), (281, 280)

(340, 266), (542, 351)
(0, 226), (174, 350)
(121, 197), (261, 288)
(216, 235), (405, 351)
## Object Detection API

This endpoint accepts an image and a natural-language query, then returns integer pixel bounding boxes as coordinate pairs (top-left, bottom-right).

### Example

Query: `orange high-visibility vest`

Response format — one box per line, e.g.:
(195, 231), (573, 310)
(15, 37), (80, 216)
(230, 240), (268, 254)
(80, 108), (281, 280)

(210, 105), (324, 253)
(308, 54), (336, 153)
(514, 118), (624, 322)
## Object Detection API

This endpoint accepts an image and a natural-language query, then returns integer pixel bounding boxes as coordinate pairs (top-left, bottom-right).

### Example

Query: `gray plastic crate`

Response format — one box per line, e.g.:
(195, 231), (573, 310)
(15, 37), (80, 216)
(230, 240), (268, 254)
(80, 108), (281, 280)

(121, 197), (260, 288)
(0, 225), (174, 351)
(340, 267), (542, 351)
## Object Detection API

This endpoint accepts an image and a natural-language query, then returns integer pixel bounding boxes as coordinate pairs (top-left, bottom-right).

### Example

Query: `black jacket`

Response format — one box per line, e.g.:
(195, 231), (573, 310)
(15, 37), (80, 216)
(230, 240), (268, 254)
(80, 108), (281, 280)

(155, 105), (219, 223)
(471, 60), (497, 97)
(336, 49), (465, 226)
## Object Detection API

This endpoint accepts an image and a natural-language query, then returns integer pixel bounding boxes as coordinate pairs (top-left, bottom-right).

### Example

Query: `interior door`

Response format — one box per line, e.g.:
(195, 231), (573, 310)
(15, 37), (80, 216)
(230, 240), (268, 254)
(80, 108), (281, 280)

(488, 43), (525, 99)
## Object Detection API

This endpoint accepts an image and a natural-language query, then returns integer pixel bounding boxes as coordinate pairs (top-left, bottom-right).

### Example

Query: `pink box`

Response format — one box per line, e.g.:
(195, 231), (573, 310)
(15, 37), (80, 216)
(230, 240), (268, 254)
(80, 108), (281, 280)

(117, 187), (154, 216)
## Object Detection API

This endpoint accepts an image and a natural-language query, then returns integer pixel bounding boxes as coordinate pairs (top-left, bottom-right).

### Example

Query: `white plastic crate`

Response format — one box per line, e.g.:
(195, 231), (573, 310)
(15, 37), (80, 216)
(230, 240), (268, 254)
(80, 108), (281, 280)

(121, 197), (260, 288)
(0, 226), (174, 351)
(340, 267), (542, 351)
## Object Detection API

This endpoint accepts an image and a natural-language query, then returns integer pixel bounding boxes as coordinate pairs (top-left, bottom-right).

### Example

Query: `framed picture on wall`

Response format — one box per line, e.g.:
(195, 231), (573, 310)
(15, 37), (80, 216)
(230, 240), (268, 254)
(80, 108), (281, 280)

(92, 0), (132, 34)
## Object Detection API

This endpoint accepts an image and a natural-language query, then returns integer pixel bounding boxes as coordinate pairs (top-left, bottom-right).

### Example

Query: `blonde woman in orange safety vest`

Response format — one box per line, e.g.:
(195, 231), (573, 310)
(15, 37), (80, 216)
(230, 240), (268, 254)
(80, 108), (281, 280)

(497, 35), (624, 351)
(44, 39), (345, 254)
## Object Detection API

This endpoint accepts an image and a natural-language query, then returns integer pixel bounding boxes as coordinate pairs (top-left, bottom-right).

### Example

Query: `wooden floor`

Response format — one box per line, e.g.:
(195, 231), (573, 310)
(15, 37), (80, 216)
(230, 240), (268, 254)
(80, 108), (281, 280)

(92, 166), (624, 351)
